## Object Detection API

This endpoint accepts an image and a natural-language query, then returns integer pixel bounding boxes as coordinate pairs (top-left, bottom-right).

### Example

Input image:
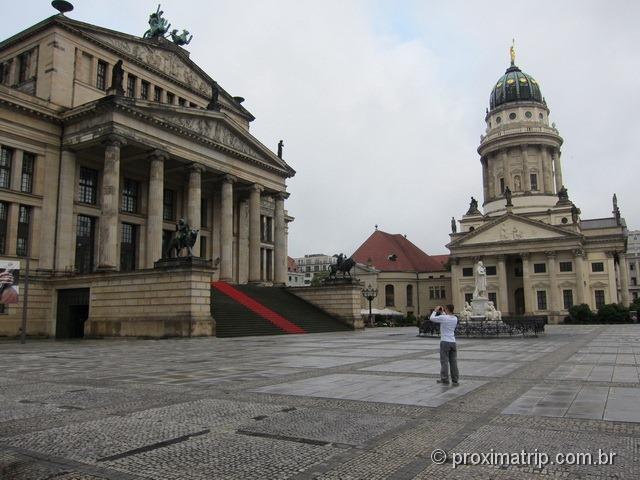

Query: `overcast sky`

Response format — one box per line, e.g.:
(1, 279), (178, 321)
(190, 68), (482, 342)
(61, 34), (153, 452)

(6, 1), (640, 257)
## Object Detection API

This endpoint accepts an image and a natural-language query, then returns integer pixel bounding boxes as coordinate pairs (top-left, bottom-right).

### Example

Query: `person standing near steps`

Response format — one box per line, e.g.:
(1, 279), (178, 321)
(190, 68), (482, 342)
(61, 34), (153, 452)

(429, 304), (459, 385)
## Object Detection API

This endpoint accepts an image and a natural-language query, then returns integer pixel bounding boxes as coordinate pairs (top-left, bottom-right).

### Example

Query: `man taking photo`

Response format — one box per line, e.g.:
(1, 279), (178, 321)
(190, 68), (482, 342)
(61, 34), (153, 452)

(429, 304), (459, 385)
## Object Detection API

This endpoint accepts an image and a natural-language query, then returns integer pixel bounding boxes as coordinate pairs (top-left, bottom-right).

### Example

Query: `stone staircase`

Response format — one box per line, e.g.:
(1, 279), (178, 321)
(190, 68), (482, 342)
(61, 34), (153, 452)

(212, 282), (352, 337)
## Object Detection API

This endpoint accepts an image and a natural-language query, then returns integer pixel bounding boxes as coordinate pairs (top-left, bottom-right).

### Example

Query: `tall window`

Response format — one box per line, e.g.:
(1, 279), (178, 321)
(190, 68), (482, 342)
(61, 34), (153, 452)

(178, 97), (186, 106)
(563, 289), (574, 310)
(75, 215), (95, 273)
(96, 60), (107, 90)
(120, 223), (137, 271)
(126, 74), (136, 98)
(154, 86), (162, 102)
(78, 167), (98, 204)
(163, 189), (174, 221)
(464, 293), (473, 304)
(594, 290), (605, 309)
(406, 285), (413, 307)
(16, 205), (30, 256)
(18, 50), (31, 83)
(488, 292), (497, 306)
(0, 202), (7, 254)
(385, 285), (394, 307)
(0, 146), (12, 188)
(0, 62), (6, 85)
(166, 92), (175, 104)
(499, 177), (505, 194)
(21, 152), (35, 193)
(261, 215), (273, 243)
(536, 290), (547, 310)
(200, 236), (207, 259)
(201, 198), (208, 227)
(162, 230), (173, 257)
(121, 178), (138, 213)
(530, 173), (538, 191)
(140, 80), (150, 100)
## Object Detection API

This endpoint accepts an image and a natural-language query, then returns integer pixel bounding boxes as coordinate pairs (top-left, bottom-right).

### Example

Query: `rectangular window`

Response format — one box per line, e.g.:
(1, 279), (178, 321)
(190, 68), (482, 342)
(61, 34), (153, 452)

(18, 50), (31, 83)
(0, 202), (7, 254)
(120, 223), (137, 271)
(75, 215), (95, 273)
(533, 263), (547, 273)
(96, 60), (107, 90)
(162, 229), (173, 257)
(190, 102), (198, 108)
(559, 261), (573, 272)
(536, 290), (547, 310)
(632, 278), (637, 286)
(500, 177), (505, 193)
(0, 146), (12, 188)
(163, 189), (174, 221)
(16, 205), (30, 256)
(594, 290), (605, 309)
(121, 178), (138, 213)
(440, 286), (446, 299)
(21, 152), (35, 193)
(530, 173), (538, 191)
(630, 264), (635, 271)
(488, 292), (497, 306)
(563, 289), (574, 310)
(261, 215), (273, 243)
(178, 97), (186, 106)
(166, 92), (175, 104)
(485, 266), (497, 276)
(140, 80), (150, 100)
(591, 262), (605, 273)
(462, 267), (473, 277)
(78, 167), (98, 204)
(126, 74), (136, 98)
(201, 198), (208, 227)
(154, 86), (162, 102)
(464, 293), (473, 304)
(200, 236), (207, 259)
(0, 63), (5, 85)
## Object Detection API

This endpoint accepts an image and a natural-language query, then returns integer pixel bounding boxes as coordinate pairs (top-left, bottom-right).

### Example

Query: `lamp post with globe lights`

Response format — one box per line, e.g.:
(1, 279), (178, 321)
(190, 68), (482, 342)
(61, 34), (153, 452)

(361, 284), (378, 327)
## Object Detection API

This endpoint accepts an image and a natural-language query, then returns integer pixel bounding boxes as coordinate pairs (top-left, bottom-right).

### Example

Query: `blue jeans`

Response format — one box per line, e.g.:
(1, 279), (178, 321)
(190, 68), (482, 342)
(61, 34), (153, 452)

(439, 341), (459, 383)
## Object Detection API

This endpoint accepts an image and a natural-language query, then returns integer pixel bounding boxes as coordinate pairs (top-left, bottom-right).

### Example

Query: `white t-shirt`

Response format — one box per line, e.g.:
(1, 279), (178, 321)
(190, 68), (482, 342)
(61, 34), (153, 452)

(429, 311), (458, 343)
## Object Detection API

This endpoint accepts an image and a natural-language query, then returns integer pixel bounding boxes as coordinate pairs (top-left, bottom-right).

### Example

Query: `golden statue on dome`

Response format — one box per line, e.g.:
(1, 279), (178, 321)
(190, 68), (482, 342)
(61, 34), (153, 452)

(510, 38), (516, 66)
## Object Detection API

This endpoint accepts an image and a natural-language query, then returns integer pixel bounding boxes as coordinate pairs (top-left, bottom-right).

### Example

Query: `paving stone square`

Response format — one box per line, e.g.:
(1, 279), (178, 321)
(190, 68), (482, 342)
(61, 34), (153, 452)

(1, 325), (640, 479)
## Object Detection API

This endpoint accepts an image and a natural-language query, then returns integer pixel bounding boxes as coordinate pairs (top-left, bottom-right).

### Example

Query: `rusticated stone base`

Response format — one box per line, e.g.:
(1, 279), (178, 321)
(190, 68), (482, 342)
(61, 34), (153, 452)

(288, 283), (365, 329)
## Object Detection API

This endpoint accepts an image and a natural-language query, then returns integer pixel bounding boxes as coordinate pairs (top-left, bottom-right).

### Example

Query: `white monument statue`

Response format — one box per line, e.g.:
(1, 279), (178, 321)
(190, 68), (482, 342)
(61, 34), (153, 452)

(473, 261), (487, 298)
(470, 260), (498, 318)
(460, 301), (473, 321)
(485, 301), (502, 321)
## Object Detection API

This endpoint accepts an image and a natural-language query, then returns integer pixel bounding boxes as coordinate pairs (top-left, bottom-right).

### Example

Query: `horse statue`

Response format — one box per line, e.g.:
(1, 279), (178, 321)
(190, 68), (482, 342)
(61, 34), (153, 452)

(328, 253), (355, 279)
(170, 29), (193, 46)
(143, 5), (171, 39)
(163, 218), (199, 258)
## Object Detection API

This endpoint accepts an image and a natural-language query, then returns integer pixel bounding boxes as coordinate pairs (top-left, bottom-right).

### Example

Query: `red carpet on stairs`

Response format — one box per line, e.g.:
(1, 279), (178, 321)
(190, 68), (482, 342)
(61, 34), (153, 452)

(212, 282), (306, 334)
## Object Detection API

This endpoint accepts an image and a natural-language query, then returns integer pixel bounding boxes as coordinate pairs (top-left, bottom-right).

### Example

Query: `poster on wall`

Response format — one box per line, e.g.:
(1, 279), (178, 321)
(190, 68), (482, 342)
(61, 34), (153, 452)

(0, 260), (20, 304)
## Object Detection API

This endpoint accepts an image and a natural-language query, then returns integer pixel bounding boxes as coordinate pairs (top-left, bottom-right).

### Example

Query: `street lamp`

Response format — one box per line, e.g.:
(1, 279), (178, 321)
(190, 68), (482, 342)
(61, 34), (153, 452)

(361, 284), (378, 327)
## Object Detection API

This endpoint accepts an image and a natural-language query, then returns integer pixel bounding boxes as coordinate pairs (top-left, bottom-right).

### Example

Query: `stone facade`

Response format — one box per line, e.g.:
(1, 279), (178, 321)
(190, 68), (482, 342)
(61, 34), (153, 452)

(0, 14), (294, 337)
(626, 230), (640, 303)
(288, 283), (364, 329)
(448, 55), (629, 323)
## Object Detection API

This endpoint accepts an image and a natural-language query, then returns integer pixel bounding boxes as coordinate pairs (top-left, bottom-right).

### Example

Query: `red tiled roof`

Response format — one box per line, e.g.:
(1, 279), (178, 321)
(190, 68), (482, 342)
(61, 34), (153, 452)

(352, 230), (448, 272)
(287, 256), (298, 272)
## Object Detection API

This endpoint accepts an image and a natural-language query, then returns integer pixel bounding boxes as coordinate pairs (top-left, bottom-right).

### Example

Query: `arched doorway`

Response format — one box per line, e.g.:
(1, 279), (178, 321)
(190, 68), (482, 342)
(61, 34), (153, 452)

(514, 288), (525, 315)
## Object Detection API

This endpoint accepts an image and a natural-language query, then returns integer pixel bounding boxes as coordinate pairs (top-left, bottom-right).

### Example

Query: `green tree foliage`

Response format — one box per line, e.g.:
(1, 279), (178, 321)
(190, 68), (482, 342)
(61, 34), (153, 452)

(566, 304), (594, 323)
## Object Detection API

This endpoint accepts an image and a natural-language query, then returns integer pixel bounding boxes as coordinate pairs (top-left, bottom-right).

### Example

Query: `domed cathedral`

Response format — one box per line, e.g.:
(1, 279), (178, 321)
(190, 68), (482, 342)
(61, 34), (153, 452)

(447, 46), (630, 323)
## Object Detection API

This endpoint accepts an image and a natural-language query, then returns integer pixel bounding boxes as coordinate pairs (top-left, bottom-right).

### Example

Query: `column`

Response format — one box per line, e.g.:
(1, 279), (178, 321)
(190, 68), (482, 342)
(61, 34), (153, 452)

(6, 203), (19, 256)
(97, 135), (125, 270)
(55, 149), (77, 271)
(38, 148), (60, 271)
(521, 253), (534, 314)
(187, 163), (203, 256)
(606, 252), (618, 304)
(541, 146), (554, 193)
(481, 158), (489, 203)
(273, 192), (288, 285)
(497, 255), (509, 313)
(574, 249), (587, 305)
(248, 183), (262, 283)
(10, 149), (23, 190)
(238, 200), (249, 283)
(450, 258), (462, 312)
(552, 149), (563, 192)
(219, 174), (235, 281)
(547, 251), (560, 312)
(521, 145), (530, 191)
(501, 149), (510, 191)
(145, 150), (166, 267)
(618, 253), (630, 306)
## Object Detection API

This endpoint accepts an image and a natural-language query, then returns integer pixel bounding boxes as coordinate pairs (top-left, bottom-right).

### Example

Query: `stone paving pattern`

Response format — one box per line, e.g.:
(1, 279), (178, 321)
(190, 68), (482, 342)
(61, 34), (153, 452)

(1, 324), (639, 479)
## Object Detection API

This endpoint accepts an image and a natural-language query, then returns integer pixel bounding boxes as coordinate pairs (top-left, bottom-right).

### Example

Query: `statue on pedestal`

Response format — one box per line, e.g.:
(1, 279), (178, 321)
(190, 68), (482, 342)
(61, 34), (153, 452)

(108, 59), (125, 95)
(451, 217), (457, 233)
(473, 261), (487, 299)
(466, 196), (480, 215)
(504, 186), (513, 207)
(163, 218), (199, 258)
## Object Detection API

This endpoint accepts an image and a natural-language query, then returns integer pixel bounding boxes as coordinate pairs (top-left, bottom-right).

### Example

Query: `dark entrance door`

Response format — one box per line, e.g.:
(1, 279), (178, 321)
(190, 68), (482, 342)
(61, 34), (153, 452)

(514, 288), (525, 315)
(56, 288), (90, 339)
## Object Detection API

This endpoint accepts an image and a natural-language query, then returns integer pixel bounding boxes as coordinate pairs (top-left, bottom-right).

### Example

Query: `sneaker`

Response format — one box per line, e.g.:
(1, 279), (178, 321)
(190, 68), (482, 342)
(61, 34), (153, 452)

(452, 381), (459, 386)
(437, 379), (449, 385)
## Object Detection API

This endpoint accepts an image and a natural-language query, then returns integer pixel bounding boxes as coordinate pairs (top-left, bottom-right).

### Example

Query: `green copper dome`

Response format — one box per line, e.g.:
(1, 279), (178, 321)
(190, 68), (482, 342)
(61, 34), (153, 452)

(489, 64), (543, 110)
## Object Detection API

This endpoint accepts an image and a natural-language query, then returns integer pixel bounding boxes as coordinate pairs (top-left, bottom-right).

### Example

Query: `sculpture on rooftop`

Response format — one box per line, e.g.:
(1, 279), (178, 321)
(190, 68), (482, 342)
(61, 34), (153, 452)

(207, 80), (221, 111)
(108, 59), (125, 95)
(328, 253), (355, 280)
(504, 186), (513, 206)
(466, 196), (480, 215)
(143, 5), (171, 39)
(170, 29), (193, 46)
(277, 140), (284, 159)
(451, 217), (457, 233)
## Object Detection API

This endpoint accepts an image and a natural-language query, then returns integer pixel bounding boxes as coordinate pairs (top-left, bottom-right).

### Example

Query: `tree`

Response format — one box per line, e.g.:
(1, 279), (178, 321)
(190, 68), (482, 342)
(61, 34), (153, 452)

(310, 270), (329, 287)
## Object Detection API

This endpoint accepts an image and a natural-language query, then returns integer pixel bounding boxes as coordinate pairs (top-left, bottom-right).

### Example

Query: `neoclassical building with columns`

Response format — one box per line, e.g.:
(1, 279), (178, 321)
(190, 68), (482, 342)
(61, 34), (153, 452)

(448, 52), (630, 323)
(0, 11), (294, 337)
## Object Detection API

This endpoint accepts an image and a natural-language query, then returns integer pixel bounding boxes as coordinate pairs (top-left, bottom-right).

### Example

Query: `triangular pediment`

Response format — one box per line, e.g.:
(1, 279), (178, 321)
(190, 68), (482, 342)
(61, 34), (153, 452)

(450, 214), (581, 247)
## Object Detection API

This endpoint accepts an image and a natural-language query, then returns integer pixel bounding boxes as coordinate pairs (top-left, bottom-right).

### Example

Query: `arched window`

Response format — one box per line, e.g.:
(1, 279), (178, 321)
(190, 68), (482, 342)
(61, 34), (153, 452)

(385, 285), (395, 307)
(406, 285), (413, 307)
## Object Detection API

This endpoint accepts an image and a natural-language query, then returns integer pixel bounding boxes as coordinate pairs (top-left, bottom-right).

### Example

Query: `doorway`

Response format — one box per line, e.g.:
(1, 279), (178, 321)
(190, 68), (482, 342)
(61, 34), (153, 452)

(56, 288), (90, 339)
(514, 288), (525, 315)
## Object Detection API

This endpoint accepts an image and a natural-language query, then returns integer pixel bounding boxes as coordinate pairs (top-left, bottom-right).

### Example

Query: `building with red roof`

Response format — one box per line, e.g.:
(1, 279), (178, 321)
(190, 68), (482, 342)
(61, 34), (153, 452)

(351, 229), (451, 317)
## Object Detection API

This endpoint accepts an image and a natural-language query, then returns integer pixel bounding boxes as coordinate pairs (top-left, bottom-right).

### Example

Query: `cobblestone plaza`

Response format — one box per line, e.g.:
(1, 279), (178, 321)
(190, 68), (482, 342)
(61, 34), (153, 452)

(1, 325), (639, 479)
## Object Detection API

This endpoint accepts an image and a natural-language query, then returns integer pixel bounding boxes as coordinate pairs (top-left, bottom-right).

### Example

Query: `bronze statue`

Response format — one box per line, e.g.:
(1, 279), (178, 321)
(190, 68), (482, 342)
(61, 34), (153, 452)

(451, 217), (457, 233)
(143, 5), (171, 39)
(466, 196), (480, 215)
(170, 29), (192, 46)
(571, 204), (580, 224)
(109, 59), (124, 94)
(207, 80), (220, 111)
(164, 218), (199, 258)
(329, 254), (355, 279)
(558, 186), (569, 202)
(277, 140), (284, 159)
(504, 186), (513, 206)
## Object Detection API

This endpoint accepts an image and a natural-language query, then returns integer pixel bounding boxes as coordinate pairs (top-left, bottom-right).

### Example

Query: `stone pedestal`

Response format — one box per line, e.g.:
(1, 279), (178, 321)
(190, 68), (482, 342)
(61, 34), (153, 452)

(288, 283), (364, 329)
(471, 296), (489, 316)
